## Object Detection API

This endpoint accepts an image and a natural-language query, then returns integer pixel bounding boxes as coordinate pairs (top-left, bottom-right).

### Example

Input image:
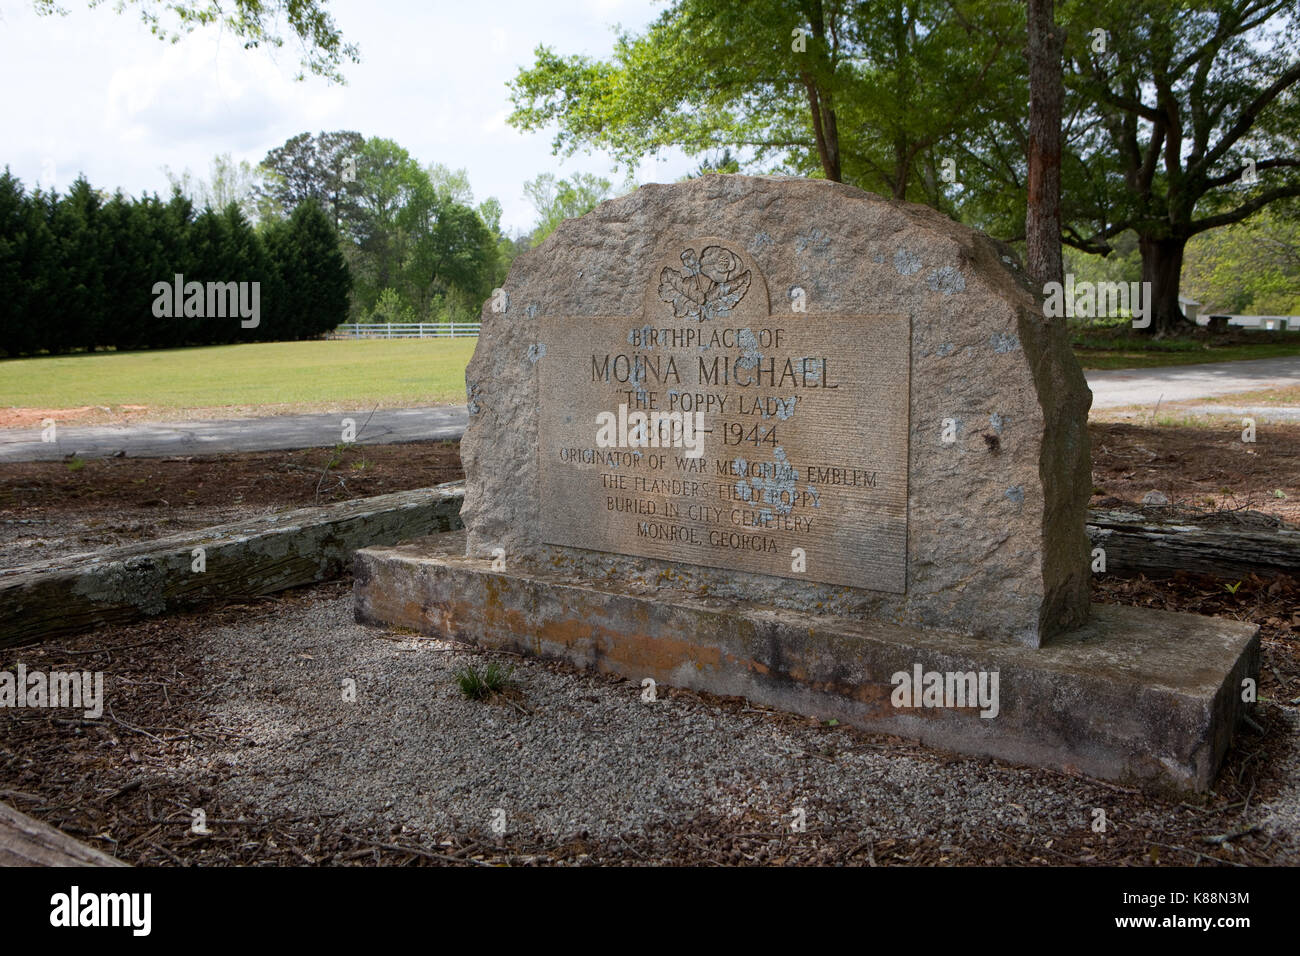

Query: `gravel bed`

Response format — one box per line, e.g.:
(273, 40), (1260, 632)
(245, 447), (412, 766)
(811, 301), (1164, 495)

(167, 587), (1299, 860)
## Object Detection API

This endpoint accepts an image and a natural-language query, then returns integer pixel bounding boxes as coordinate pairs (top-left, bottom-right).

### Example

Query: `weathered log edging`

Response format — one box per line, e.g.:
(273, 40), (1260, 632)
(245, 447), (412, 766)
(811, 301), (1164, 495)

(2, 487), (1293, 648)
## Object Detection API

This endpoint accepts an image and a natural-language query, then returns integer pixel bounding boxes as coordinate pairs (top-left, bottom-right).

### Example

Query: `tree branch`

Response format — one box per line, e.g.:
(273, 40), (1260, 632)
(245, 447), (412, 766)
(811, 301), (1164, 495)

(1202, 157), (1300, 191)
(1190, 184), (1300, 235)
(1191, 60), (1300, 178)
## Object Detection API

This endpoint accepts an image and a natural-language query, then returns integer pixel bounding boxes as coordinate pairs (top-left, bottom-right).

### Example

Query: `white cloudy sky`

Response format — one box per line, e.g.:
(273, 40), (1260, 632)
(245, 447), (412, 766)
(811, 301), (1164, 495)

(0, 0), (697, 233)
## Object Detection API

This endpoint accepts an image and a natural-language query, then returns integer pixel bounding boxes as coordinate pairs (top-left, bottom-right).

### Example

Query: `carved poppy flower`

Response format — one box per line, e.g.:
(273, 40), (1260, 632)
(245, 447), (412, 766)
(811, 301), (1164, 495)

(699, 245), (739, 282)
(658, 245), (750, 321)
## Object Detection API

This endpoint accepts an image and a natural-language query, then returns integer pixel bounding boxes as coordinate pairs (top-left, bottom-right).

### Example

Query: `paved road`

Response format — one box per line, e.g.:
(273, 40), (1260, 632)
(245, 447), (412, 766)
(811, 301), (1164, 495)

(2, 356), (1297, 461)
(1180, 404), (1300, 422)
(1086, 356), (1300, 409)
(0, 406), (468, 462)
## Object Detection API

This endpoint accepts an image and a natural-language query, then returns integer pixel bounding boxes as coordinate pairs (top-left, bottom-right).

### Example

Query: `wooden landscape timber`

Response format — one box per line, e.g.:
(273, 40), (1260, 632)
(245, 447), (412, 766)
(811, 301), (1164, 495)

(0, 480), (1293, 649)
(0, 483), (464, 647)
(1087, 509), (1300, 578)
(0, 801), (127, 867)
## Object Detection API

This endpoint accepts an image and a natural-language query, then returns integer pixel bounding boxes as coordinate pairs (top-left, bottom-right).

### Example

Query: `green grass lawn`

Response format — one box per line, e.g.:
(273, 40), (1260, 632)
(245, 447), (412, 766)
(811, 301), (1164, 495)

(0, 339), (478, 409)
(1074, 340), (1300, 370)
(1070, 323), (1300, 370)
(2, 335), (1298, 411)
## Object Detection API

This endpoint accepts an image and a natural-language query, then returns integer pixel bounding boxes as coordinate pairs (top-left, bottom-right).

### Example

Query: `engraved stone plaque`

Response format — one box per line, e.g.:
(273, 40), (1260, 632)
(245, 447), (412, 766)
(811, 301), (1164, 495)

(538, 238), (910, 593)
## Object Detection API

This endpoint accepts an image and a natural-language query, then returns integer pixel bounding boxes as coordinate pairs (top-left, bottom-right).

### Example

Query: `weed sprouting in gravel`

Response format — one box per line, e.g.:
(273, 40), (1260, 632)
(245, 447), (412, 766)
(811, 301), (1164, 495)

(454, 661), (517, 701)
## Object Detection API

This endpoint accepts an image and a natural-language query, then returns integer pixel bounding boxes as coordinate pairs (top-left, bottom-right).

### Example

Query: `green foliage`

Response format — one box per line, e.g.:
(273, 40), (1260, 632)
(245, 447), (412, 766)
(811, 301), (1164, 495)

(253, 132), (503, 327)
(523, 172), (613, 246)
(0, 168), (351, 355)
(325, 137), (498, 325)
(257, 130), (366, 233)
(427, 163), (474, 206)
(1064, 232), (1142, 289)
(684, 149), (741, 179)
(1183, 206), (1300, 315)
(477, 197), (503, 235)
(508, 0), (1023, 204)
(453, 660), (517, 701)
(507, 0), (1299, 335)
(34, 0), (360, 82)
(972, 0), (1300, 333)
(360, 287), (417, 324)
(164, 153), (271, 223)
(263, 199), (352, 338)
(43, 177), (107, 351)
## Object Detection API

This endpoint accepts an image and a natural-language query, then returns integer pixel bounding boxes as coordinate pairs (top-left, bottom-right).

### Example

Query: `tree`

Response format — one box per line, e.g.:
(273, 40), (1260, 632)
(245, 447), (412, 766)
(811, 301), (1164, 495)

(1064, 230), (1142, 291)
(33, 0), (359, 82)
(687, 149), (742, 178)
(1182, 204), (1300, 313)
(44, 177), (106, 352)
(1026, 0), (1066, 287)
(508, 0), (1022, 204)
(522, 172), (612, 246)
(164, 153), (269, 223)
(360, 287), (417, 325)
(264, 200), (351, 337)
(187, 206), (237, 344)
(1050, 0), (1299, 334)
(427, 164), (475, 206)
(475, 197), (523, 287)
(345, 138), (428, 311)
(257, 131), (365, 232)
(99, 191), (186, 350)
(219, 203), (277, 341)
(0, 169), (55, 356)
(336, 139), (498, 323)
(400, 192), (497, 312)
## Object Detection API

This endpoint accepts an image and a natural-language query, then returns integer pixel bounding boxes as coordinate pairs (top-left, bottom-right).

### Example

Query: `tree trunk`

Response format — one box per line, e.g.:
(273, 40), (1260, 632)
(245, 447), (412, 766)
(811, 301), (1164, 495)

(822, 102), (842, 183)
(1025, 0), (1065, 289)
(892, 134), (909, 200)
(803, 78), (842, 183)
(1138, 234), (1193, 336)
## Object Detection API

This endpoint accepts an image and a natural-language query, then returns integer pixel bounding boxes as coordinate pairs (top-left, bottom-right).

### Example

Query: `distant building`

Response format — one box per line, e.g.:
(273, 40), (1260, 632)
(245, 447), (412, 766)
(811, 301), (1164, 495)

(1185, 292), (1300, 330)
(1195, 311), (1296, 332)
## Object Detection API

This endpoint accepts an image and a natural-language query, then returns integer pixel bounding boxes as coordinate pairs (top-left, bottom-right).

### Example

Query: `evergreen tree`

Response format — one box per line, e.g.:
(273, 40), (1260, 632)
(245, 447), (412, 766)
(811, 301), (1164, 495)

(45, 178), (106, 352)
(265, 200), (352, 339)
(0, 169), (38, 356)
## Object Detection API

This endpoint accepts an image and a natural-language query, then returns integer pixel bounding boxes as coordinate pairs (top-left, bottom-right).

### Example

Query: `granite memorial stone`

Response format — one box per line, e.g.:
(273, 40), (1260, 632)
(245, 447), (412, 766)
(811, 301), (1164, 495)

(356, 175), (1258, 791)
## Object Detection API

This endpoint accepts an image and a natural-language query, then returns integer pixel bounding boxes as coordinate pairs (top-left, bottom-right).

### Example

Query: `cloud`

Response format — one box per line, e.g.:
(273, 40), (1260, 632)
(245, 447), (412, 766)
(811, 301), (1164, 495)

(2, 0), (698, 231)
(104, 33), (333, 154)
(479, 108), (511, 135)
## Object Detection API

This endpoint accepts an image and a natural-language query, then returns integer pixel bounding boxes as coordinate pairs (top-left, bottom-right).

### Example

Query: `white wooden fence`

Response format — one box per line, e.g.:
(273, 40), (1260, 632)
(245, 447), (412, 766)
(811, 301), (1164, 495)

(330, 322), (481, 339)
(1195, 314), (1298, 332)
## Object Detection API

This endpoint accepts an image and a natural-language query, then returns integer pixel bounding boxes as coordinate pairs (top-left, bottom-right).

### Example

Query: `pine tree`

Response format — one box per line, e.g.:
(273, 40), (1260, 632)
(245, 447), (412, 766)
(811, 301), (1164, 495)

(266, 200), (352, 339)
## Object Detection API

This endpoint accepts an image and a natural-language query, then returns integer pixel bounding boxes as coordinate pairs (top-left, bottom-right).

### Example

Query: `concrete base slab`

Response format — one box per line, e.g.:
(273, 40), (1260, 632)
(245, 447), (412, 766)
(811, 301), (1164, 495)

(354, 532), (1259, 793)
